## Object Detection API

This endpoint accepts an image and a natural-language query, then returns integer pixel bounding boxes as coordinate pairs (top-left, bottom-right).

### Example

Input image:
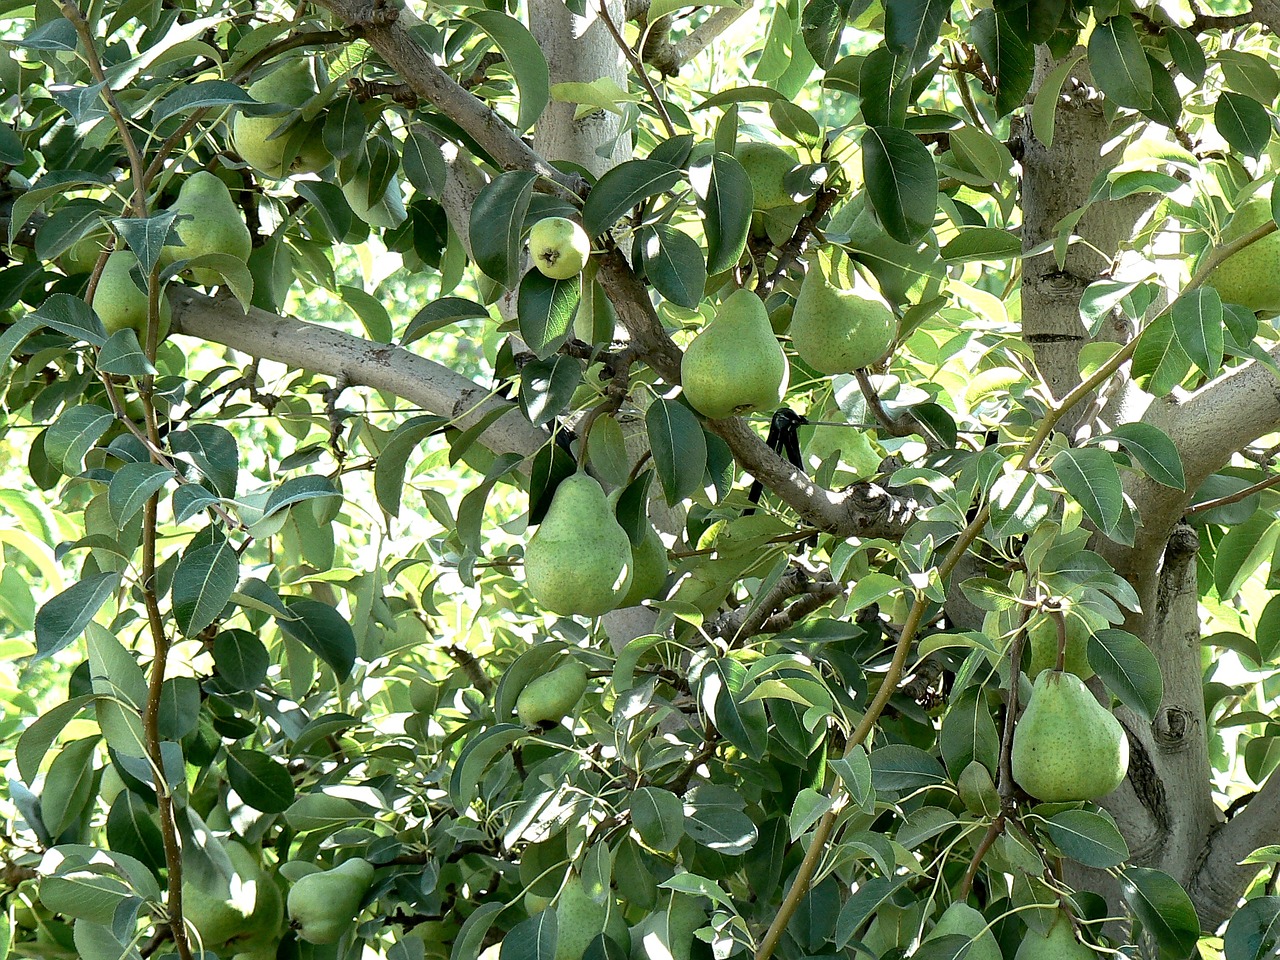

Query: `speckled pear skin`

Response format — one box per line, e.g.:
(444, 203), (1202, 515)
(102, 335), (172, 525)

(681, 288), (789, 419)
(1011, 671), (1129, 802)
(925, 903), (1001, 960)
(1014, 912), (1099, 959)
(524, 473), (633, 617)
(554, 872), (607, 960)
(789, 258), (895, 374)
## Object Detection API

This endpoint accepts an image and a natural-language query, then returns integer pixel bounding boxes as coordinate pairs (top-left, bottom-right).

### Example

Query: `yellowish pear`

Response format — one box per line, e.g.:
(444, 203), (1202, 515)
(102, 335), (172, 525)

(524, 473), (633, 616)
(1011, 671), (1128, 802)
(162, 171), (252, 286)
(95, 251), (171, 342)
(232, 59), (329, 179)
(681, 288), (789, 419)
(790, 253), (895, 373)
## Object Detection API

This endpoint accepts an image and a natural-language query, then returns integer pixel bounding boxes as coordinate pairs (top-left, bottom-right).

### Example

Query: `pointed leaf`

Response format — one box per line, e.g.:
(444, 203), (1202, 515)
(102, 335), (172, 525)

(862, 126), (937, 244)
(1051, 448), (1124, 535)
(1088, 628), (1163, 723)
(646, 398), (708, 505)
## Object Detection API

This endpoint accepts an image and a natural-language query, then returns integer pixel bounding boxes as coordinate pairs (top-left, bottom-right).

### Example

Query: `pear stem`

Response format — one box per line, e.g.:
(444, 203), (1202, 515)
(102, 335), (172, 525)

(1052, 608), (1068, 674)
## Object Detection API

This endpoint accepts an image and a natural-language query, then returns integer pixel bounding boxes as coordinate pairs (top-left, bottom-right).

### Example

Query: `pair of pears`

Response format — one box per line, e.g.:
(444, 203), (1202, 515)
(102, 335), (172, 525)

(524, 473), (668, 617)
(286, 857), (375, 944)
(1011, 670), (1129, 802)
(231, 57), (330, 179)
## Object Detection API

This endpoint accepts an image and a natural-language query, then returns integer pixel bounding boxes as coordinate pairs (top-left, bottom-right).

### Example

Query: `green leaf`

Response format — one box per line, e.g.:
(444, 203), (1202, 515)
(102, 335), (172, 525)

(40, 737), (99, 836)
(450, 724), (526, 809)
(869, 743), (948, 793)
(582, 160), (682, 237)
(106, 463), (174, 529)
(1165, 26), (1206, 83)
(801, 0), (870, 68)
(646, 398), (708, 505)
(403, 127), (449, 199)
(262, 476), (342, 519)
(1043, 809), (1130, 868)
(35, 573), (120, 660)
(227, 748), (296, 813)
(700, 658), (768, 756)
(638, 224), (706, 309)
(374, 415), (449, 517)
(1103, 422), (1185, 490)
(829, 745), (874, 810)
(87, 624), (147, 709)
(862, 126), (937, 244)
(1088, 16), (1153, 109)
(1215, 92), (1272, 159)
(1223, 896), (1280, 960)
(518, 269), (581, 356)
(170, 423), (240, 498)
(1088, 629), (1163, 724)
(970, 9), (1034, 117)
(213, 629), (270, 692)
(1215, 510), (1280, 599)
(276, 598), (357, 679)
(698, 153), (753, 275)
(1050, 448), (1124, 535)
(172, 540), (239, 638)
(152, 81), (259, 122)
(323, 94), (367, 161)
(939, 227), (1021, 262)
(467, 11), (550, 132)
(628, 787), (685, 852)
(32, 292), (107, 346)
(44, 404), (114, 476)
(402, 297), (489, 347)
(1131, 314), (1191, 396)
(15, 697), (92, 785)
(883, 0), (949, 64)
(1172, 286), (1224, 378)
(1118, 867), (1199, 957)
(113, 212), (176, 277)
(470, 171), (538, 290)
(519, 355), (583, 427)
(501, 909), (557, 960)
(586, 415), (630, 488)
(452, 902), (506, 960)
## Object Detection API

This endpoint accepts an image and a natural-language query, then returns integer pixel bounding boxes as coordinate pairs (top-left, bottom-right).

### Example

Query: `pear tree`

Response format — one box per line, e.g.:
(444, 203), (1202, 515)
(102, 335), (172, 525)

(10, 0), (1280, 960)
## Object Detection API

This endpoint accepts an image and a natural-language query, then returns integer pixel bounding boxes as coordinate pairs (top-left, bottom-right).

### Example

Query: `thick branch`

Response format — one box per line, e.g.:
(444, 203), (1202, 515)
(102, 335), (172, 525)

(641, 5), (750, 76)
(1190, 769), (1280, 929)
(168, 289), (550, 458)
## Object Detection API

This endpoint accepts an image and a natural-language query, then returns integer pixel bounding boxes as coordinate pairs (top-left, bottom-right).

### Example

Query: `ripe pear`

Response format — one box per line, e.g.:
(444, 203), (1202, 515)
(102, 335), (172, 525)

(736, 142), (799, 210)
(925, 903), (1001, 960)
(516, 659), (589, 726)
(95, 250), (172, 342)
(183, 841), (282, 952)
(1011, 671), (1128, 802)
(343, 170), (408, 229)
(681, 288), (789, 419)
(162, 171), (252, 286)
(524, 473), (633, 616)
(232, 58), (329, 179)
(530, 217), (591, 280)
(1204, 186), (1280, 312)
(286, 857), (374, 945)
(1014, 912), (1098, 959)
(554, 871), (607, 960)
(790, 255), (896, 373)
(1025, 612), (1093, 680)
(620, 522), (669, 607)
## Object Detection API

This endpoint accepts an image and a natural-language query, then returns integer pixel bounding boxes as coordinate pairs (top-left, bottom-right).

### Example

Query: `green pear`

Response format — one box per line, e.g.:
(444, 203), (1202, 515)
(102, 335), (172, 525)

(554, 871), (607, 960)
(286, 857), (374, 945)
(736, 142), (799, 211)
(790, 253), (895, 373)
(516, 659), (589, 726)
(343, 170), (408, 229)
(183, 841), (282, 952)
(524, 473), (633, 617)
(530, 217), (591, 279)
(1011, 671), (1128, 802)
(1014, 912), (1098, 959)
(1025, 612), (1093, 680)
(620, 522), (669, 607)
(58, 234), (104, 275)
(95, 250), (171, 342)
(681, 288), (789, 419)
(232, 58), (329, 179)
(956, 760), (1001, 818)
(1203, 186), (1280, 312)
(925, 903), (1001, 960)
(162, 171), (253, 286)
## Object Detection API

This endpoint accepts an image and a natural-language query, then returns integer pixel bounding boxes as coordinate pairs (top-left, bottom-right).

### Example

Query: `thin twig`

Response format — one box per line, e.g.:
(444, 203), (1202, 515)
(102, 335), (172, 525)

(1185, 469), (1280, 515)
(597, 0), (677, 139)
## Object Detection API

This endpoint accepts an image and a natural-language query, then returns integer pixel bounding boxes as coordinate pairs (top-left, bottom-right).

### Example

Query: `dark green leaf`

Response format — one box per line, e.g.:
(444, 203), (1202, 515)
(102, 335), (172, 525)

(1103, 422), (1185, 490)
(1050, 448), (1124, 535)
(638, 225), (707, 308)
(1088, 629), (1163, 723)
(276, 598), (357, 679)
(1118, 867), (1199, 956)
(172, 540), (239, 638)
(698, 153), (753, 277)
(862, 126), (937, 244)
(35, 574), (121, 660)
(226, 748), (296, 813)
(646, 398), (708, 505)
(970, 9), (1034, 116)
(628, 787), (685, 852)
(1224, 896), (1280, 960)
(44, 404), (114, 475)
(582, 160), (682, 237)
(403, 297), (490, 346)
(1088, 16), (1153, 109)
(470, 171), (538, 289)
(518, 269), (581, 356)
(1043, 809), (1130, 867)
(519, 355), (582, 427)
(869, 743), (948, 793)
(468, 11), (550, 132)
(884, 0), (949, 64)
(152, 81), (260, 122)
(374, 415), (449, 517)
(1216, 93), (1272, 159)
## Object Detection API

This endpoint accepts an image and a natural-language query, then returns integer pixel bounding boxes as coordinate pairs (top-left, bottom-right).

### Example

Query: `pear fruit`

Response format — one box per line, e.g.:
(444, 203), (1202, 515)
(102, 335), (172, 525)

(1025, 612), (1093, 680)
(620, 522), (669, 607)
(95, 250), (171, 342)
(956, 760), (1001, 818)
(58, 234), (104, 275)
(1014, 912), (1098, 959)
(232, 58), (329, 179)
(554, 871), (607, 960)
(1011, 671), (1128, 802)
(286, 857), (374, 945)
(516, 659), (589, 726)
(530, 217), (591, 280)
(925, 903), (1001, 960)
(343, 170), (408, 229)
(162, 171), (252, 286)
(183, 841), (282, 953)
(1204, 186), (1280, 312)
(681, 288), (789, 419)
(524, 473), (633, 616)
(736, 142), (799, 211)
(790, 255), (896, 373)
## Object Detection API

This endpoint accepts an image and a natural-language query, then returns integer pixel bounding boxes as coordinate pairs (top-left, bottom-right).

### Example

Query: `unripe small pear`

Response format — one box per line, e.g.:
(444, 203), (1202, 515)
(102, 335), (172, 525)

(530, 217), (591, 280)
(286, 857), (374, 945)
(554, 872), (606, 960)
(681, 288), (788, 419)
(232, 59), (329, 179)
(516, 660), (589, 726)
